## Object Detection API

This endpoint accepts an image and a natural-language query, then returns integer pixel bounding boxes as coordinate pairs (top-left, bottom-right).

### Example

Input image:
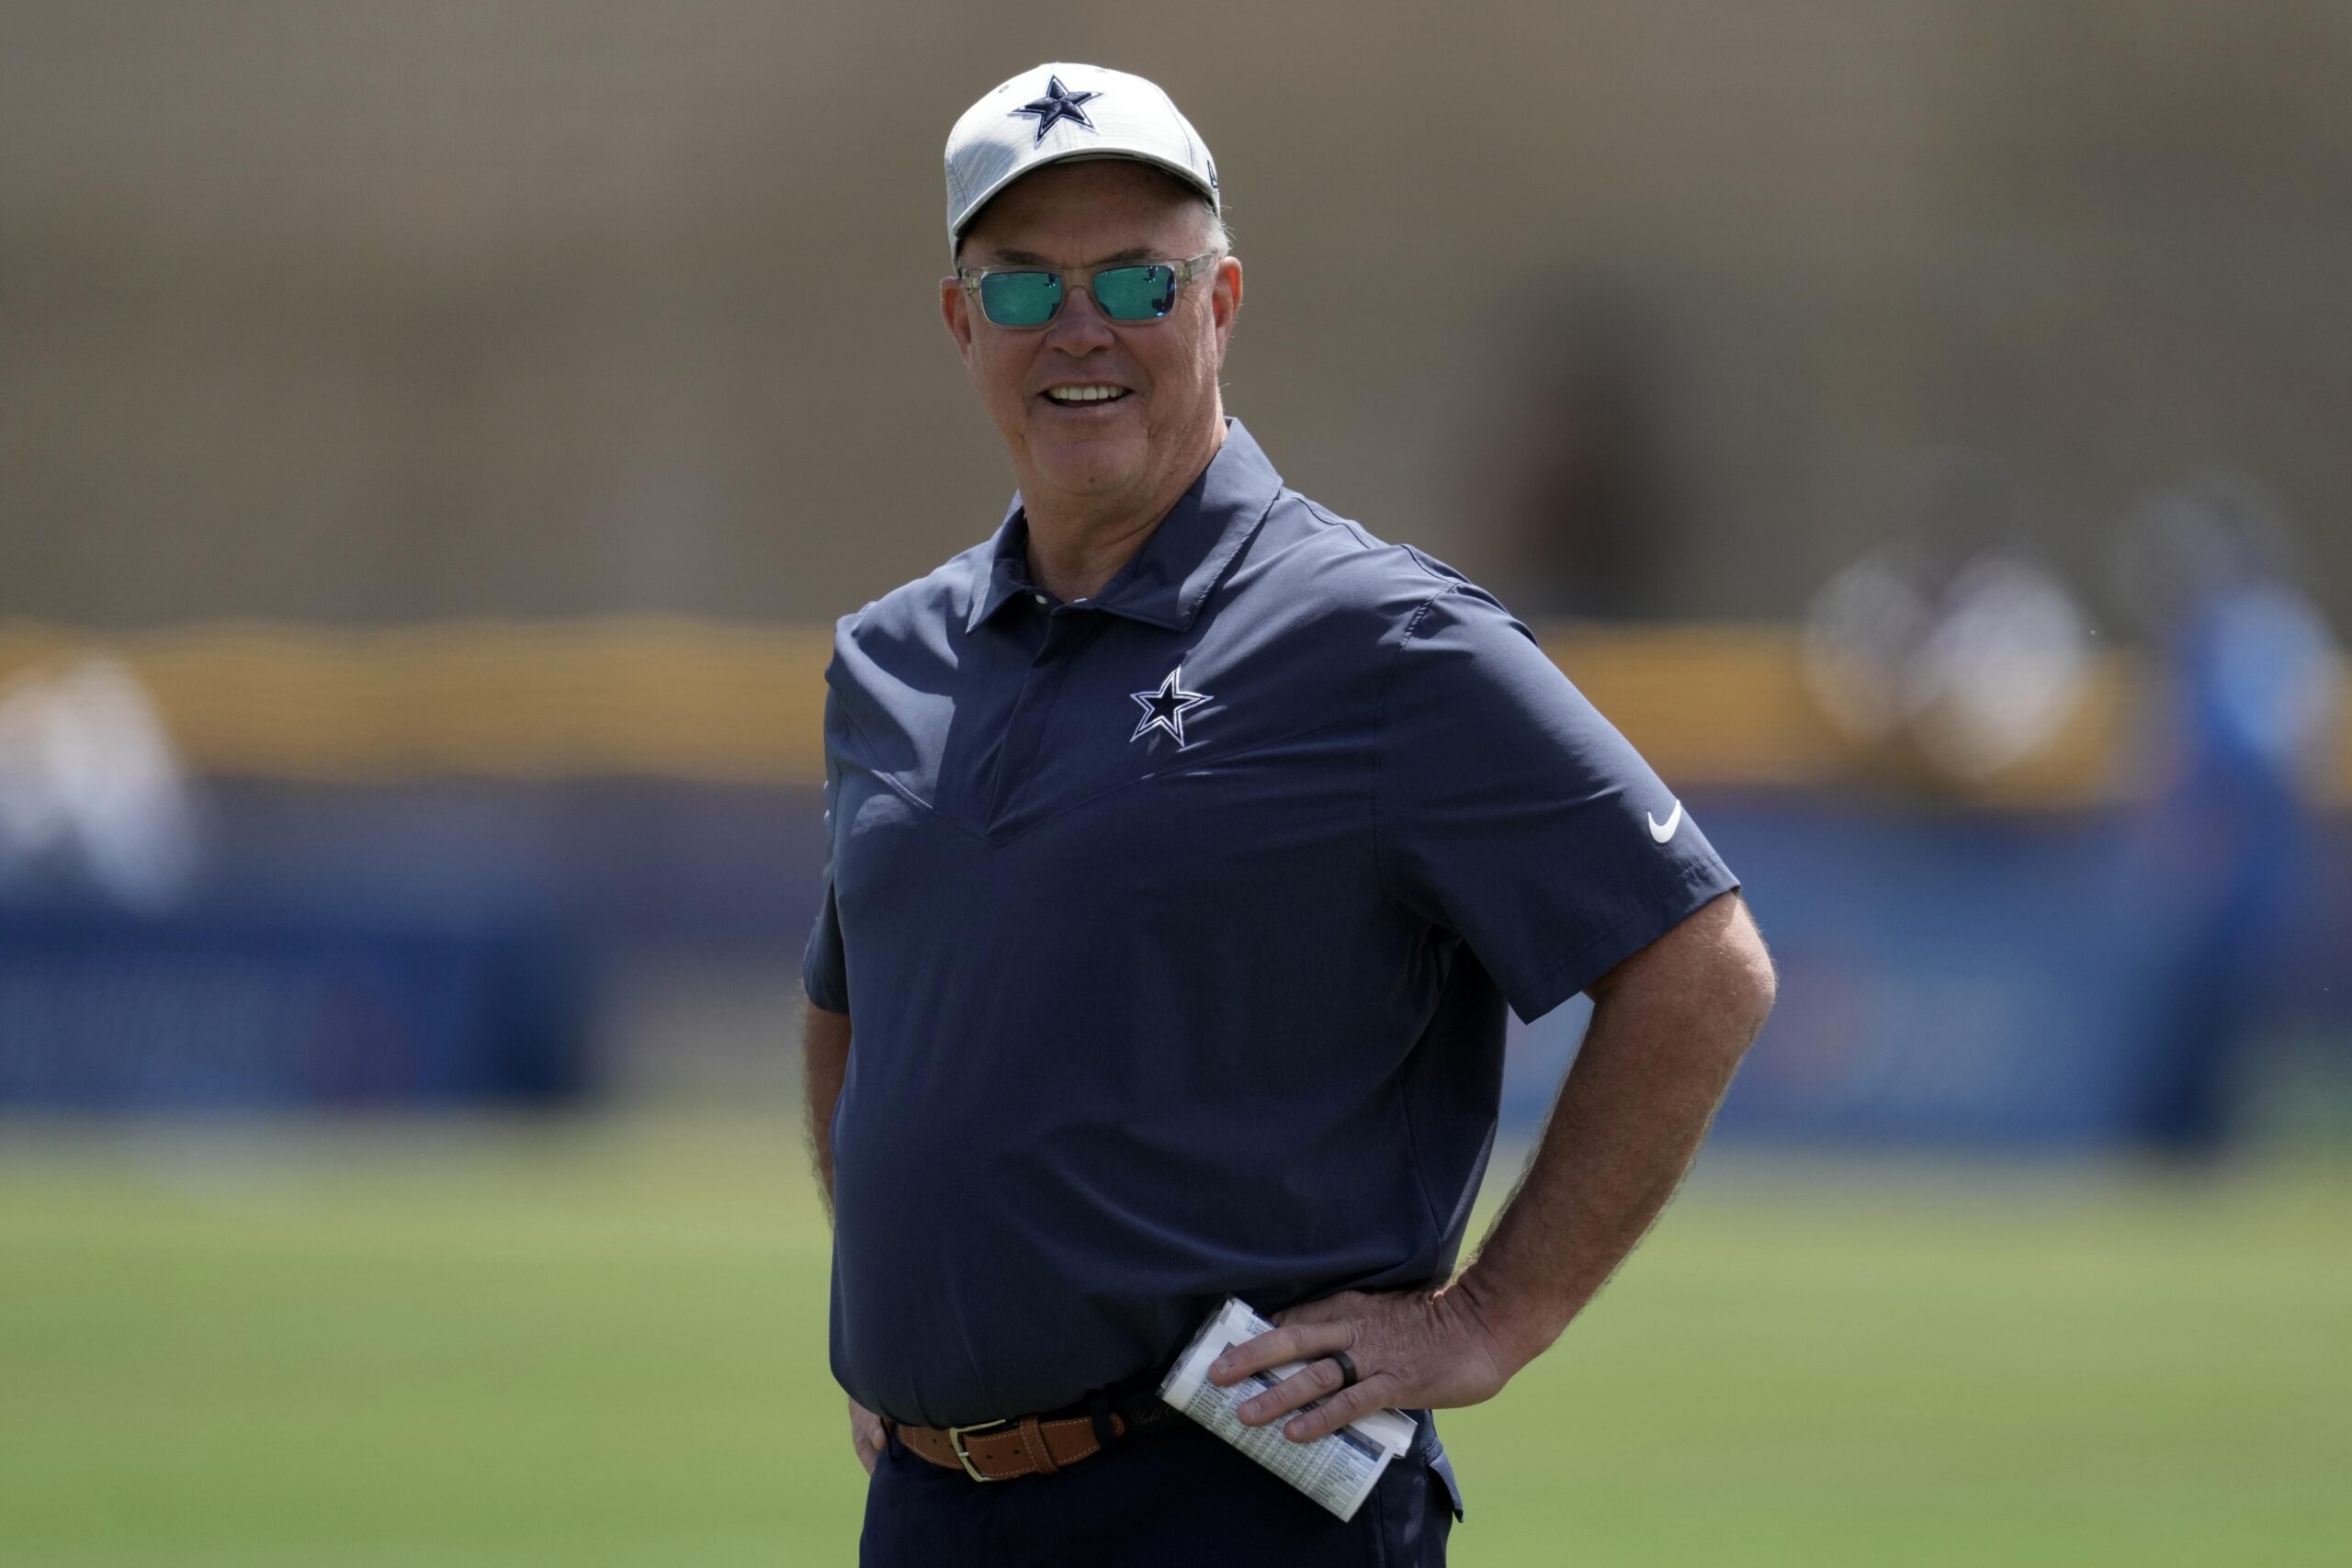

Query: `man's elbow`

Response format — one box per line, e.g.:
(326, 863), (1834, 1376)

(1718, 900), (1778, 1050)
(1643, 890), (1778, 1056)
(1588, 889), (1778, 1057)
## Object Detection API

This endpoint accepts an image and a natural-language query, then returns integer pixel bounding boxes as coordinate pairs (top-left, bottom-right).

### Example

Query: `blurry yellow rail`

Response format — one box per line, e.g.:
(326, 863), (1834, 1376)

(1532, 622), (2138, 803)
(0, 618), (833, 784)
(0, 618), (2342, 807)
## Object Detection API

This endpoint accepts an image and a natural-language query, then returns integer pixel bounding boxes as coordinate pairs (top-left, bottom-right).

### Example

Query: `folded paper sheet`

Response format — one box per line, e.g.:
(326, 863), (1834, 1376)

(1158, 1296), (1417, 1522)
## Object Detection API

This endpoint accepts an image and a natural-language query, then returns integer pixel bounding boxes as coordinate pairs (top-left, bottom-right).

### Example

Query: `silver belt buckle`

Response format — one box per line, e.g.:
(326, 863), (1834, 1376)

(946, 1418), (1014, 1482)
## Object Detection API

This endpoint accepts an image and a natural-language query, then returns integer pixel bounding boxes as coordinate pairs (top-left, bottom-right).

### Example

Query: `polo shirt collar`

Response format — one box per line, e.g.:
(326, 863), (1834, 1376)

(965, 417), (1283, 635)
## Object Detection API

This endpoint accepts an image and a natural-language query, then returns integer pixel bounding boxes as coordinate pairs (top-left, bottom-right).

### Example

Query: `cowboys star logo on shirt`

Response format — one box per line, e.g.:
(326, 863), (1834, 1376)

(1129, 665), (1211, 745)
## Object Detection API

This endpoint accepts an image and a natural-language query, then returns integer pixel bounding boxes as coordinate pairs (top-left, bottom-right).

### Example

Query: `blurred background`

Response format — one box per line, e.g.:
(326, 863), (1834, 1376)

(2, 3), (2346, 1563)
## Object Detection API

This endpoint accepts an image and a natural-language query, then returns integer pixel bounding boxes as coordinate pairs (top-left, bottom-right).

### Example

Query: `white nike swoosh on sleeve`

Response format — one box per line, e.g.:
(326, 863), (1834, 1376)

(1646, 801), (1683, 843)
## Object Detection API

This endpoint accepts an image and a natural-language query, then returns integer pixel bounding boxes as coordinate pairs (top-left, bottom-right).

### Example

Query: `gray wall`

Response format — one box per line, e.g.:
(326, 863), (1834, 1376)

(5, 1), (2346, 628)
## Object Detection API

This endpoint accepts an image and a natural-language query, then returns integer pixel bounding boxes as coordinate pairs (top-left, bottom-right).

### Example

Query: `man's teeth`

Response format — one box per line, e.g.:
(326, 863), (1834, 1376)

(1046, 386), (1128, 403)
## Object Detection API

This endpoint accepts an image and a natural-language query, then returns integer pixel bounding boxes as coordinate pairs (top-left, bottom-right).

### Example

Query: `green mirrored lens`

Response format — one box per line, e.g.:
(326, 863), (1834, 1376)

(1092, 264), (1179, 321)
(979, 271), (1061, 326)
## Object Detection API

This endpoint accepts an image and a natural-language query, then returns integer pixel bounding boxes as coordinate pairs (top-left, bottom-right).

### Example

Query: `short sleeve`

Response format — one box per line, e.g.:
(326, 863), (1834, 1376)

(800, 685), (851, 1014)
(1375, 581), (1739, 1024)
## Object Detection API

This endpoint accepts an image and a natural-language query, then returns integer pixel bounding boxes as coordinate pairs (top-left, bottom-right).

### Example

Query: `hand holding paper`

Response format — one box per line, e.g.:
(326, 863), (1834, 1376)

(1158, 1297), (1417, 1521)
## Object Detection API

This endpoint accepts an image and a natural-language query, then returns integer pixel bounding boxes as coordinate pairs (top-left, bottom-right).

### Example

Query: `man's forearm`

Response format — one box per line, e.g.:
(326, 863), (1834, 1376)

(1450, 893), (1774, 1374)
(802, 999), (853, 1222)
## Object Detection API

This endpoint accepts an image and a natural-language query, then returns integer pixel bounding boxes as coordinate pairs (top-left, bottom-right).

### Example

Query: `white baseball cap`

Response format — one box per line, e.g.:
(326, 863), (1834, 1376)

(944, 63), (1220, 251)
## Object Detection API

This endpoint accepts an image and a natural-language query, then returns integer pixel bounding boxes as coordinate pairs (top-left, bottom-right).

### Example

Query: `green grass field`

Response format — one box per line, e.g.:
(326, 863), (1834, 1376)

(2, 1112), (2346, 1565)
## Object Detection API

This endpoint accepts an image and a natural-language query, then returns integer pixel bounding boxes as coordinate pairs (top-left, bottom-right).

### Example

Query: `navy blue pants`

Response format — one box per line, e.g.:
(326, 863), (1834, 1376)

(858, 1407), (1464, 1565)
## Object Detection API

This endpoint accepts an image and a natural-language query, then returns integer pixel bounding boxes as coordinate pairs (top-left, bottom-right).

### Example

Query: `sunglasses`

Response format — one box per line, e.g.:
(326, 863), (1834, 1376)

(956, 251), (1223, 329)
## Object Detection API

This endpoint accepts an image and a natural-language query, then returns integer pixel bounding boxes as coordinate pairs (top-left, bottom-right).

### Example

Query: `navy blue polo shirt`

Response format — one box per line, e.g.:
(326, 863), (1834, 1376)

(804, 418), (1736, 1427)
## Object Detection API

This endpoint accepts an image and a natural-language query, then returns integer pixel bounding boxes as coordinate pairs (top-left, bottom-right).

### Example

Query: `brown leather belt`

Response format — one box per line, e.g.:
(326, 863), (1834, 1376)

(890, 1389), (1174, 1482)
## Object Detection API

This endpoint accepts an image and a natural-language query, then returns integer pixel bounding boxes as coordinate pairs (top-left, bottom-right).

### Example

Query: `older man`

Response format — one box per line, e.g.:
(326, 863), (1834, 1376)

(801, 62), (1776, 1565)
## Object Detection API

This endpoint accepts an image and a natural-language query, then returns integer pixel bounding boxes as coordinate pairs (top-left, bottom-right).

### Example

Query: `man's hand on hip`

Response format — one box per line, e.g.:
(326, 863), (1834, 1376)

(1204, 1285), (1513, 1443)
(848, 1395), (888, 1474)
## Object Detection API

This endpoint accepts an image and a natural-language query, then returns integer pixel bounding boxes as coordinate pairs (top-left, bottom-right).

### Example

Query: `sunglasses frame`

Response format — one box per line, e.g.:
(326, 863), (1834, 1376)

(955, 251), (1226, 330)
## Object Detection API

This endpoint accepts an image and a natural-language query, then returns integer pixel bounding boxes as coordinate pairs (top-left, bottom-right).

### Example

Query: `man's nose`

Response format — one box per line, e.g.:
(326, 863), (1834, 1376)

(1043, 279), (1117, 353)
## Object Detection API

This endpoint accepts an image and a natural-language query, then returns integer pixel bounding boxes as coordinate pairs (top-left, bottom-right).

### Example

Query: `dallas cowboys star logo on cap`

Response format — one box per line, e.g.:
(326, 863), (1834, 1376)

(1009, 74), (1102, 147)
(1130, 665), (1211, 745)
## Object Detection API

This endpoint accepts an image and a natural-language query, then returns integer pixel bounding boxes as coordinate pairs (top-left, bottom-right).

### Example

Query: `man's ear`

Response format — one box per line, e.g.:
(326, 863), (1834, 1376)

(941, 276), (978, 379)
(1209, 254), (1243, 361)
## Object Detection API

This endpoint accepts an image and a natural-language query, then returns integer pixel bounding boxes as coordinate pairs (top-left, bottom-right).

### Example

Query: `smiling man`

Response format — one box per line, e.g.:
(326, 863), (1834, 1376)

(800, 62), (1777, 1566)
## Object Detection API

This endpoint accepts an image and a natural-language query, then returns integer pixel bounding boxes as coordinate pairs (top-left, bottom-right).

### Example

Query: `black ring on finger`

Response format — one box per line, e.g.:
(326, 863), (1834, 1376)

(1327, 1349), (1360, 1389)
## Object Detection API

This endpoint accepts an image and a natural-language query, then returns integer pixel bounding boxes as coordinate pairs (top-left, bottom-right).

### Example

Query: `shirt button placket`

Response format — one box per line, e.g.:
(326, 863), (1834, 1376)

(986, 604), (1100, 832)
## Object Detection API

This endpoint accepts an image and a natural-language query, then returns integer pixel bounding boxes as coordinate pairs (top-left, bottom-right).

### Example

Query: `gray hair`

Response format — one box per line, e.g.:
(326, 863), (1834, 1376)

(1193, 196), (1234, 256)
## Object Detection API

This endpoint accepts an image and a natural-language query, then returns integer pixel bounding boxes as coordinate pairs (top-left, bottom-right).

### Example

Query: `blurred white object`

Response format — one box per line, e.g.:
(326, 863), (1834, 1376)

(1903, 556), (2094, 779)
(0, 658), (204, 908)
(1803, 450), (2092, 781)
(1800, 555), (1931, 743)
